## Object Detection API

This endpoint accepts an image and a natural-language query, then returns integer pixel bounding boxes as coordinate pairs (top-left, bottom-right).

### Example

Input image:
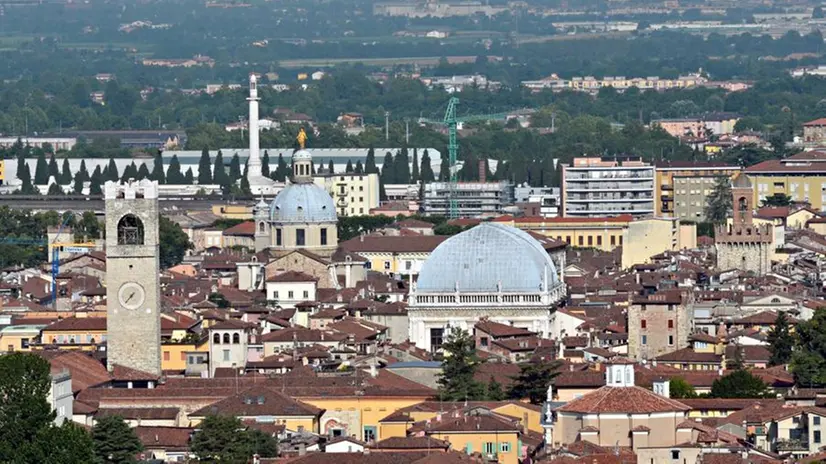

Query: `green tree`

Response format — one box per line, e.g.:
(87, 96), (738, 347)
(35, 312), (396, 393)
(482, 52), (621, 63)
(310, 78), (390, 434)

(791, 309), (826, 386)
(73, 174), (85, 195)
(166, 155), (184, 184)
(47, 154), (59, 183)
(75, 211), (101, 241)
(29, 421), (95, 464)
(19, 162), (36, 194)
(767, 312), (794, 366)
(48, 182), (63, 196)
(34, 151), (48, 184)
(105, 157), (119, 182)
(760, 193), (793, 208)
(274, 153), (288, 181)
(436, 327), (486, 401)
(191, 415), (277, 462)
(395, 148), (411, 183)
(261, 151), (270, 177)
(213, 151), (229, 190)
(229, 153), (242, 181)
(439, 154), (450, 181)
(198, 149), (213, 184)
(76, 160), (90, 184)
(355, 160), (364, 174)
(508, 360), (561, 404)
(345, 160), (354, 173)
(709, 369), (770, 398)
(486, 376), (505, 401)
(411, 148), (420, 182)
(704, 177), (732, 225)
(89, 166), (103, 195)
(91, 415), (143, 464)
(151, 152), (165, 184)
(120, 162), (138, 182)
(159, 216), (192, 268)
(327, 159), (335, 174)
(669, 376), (697, 398)
(136, 163), (150, 180)
(381, 152), (395, 184)
(184, 168), (194, 185)
(59, 158), (72, 185)
(16, 150), (27, 181)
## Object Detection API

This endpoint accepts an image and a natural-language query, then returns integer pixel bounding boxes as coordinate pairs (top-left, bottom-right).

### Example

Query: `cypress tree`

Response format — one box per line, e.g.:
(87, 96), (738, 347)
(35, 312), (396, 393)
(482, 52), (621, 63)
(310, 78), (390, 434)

(34, 152), (48, 185)
(197, 148), (212, 184)
(137, 163), (150, 180)
(316, 161), (322, 174)
(261, 151), (270, 177)
(76, 160), (89, 184)
(47, 182), (63, 196)
(89, 166), (103, 195)
(395, 148), (410, 184)
(73, 174), (84, 194)
(213, 150), (227, 186)
(106, 157), (119, 182)
(229, 153), (242, 181)
(15, 151), (26, 181)
(327, 159), (334, 174)
(166, 155), (183, 184)
(184, 167), (194, 185)
(19, 162), (35, 194)
(365, 147), (378, 174)
(274, 153), (287, 181)
(240, 176), (251, 195)
(151, 151), (165, 184)
(355, 160), (364, 174)
(121, 162), (138, 182)
(381, 152), (395, 184)
(439, 154), (450, 181)
(60, 158), (72, 185)
(47, 154), (59, 183)
(411, 148), (420, 182)
(345, 160), (354, 173)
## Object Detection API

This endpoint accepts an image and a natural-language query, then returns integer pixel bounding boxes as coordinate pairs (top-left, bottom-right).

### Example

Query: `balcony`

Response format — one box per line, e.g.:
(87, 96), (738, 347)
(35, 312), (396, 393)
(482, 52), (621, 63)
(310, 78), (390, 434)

(567, 196), (653, 202)
(566, 183), (653, 192)
(776, 439), (809, 452)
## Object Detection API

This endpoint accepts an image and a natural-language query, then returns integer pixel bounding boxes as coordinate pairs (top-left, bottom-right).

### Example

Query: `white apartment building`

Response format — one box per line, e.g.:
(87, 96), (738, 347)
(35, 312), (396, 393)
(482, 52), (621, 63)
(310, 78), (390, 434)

(561, 157), (655, 218)
(422, 181), (514, 217)
(313, 172), (380, 217)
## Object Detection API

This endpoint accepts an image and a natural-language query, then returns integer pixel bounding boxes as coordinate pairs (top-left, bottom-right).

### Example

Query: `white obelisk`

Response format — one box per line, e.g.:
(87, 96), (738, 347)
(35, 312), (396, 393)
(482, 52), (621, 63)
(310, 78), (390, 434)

(247, 73), (262, 178)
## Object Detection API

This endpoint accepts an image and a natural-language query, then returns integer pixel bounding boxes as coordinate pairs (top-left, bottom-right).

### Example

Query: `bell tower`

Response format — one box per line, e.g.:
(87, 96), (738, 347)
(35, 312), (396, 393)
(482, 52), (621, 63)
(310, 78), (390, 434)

(105, 179), (161, 376)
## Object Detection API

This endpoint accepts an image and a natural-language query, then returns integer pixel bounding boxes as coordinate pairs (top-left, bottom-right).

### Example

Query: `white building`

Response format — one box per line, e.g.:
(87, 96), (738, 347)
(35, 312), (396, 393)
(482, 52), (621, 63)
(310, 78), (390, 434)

(514, 184), (560, 217)
(561, 157), (655, 218)
(208, 319), (251, 376)
(264, 271), (318, 308)
(408, 223), (566, 352)
(49, 369), (73, 425)
(313, 172), (380, 217)
(422, 181), (515, 217)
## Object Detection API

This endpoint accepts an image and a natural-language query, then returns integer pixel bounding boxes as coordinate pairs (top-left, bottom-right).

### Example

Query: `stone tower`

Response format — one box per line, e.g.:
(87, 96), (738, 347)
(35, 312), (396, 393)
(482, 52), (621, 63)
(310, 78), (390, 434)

(253, 197), (270, 252)
(105, 179), (161, 376)
(715, 174), (772, 275)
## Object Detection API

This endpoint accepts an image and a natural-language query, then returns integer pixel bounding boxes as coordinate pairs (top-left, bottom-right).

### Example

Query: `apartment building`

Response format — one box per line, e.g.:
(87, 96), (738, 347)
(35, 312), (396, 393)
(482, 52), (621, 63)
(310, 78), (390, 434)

(628, 292), (693, 361)
(422, 181), (514, 217)
(492, 215), (632, 251)
(561, 157), (655, 218)
(653, 113), (740, 138)
(313, 173), (380, 216)
(654, 161), (741, 220)
(745, 151), (826, 210)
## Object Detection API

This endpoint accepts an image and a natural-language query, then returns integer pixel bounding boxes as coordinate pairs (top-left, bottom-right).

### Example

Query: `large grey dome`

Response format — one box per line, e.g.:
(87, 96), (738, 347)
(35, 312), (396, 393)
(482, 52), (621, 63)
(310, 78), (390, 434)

(416, 223), (558, 293)
(270, 183), (337, 223)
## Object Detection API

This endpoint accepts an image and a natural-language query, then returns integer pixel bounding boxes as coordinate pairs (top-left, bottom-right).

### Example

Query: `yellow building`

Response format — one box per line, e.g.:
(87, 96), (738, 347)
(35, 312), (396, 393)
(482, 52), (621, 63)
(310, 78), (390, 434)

(745, 153), (826, 210)
(313, 172), (380, 216)
(339, 235), (448, 279)
(0, 160), (5, 184)
(654, 161), (741, 218)
(422, 412), (522, 464)
(621, 217), (697, 269)
(211, 204), (253, 220)
(161, 340), (208, 372)
(39, 316), (107, 350)
(492, 215), (632, 251)
(0, 324), (45, 352)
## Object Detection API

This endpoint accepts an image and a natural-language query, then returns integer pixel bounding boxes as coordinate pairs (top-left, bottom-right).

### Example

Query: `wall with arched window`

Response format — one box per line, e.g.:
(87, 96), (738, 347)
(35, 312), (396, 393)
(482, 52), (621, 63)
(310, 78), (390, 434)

(117, 214), (145, 245)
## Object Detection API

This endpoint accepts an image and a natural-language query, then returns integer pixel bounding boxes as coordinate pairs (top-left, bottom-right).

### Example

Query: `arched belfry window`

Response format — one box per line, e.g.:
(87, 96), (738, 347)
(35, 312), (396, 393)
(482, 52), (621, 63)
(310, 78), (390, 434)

(117, 214), (144, 245)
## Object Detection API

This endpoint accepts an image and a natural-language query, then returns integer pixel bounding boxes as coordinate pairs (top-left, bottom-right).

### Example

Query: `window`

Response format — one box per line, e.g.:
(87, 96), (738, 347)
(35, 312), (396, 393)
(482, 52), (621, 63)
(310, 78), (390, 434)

(222, 333), (230, 344)
(273, 291), (279, 299)
(566, 236), (571, 244)
(578, 236), (583, 246)
(222, 350), (230, 361)
(642, 335), (647, 345)
(405, 261), (412, 270)
(320, 228), (328, 246)
(610, 235), (616, 246)
(816, 431), (822, 444)
(668, 319), (674, 329)
(816, 416), (822, 426)
(641, 319), (647, 329)
(500, 442), (511, 453)
(363, 426), (376, 442)
(212, 333), (220, 344)
(430, 328), (444, 352)
(619, 236), (623, 245)
(117, 214), (144, 245)
(163, 351), (170, 361)
(258, 222), (265, 233)
(671, 450), (680, 460)
(481, 337), (489, 347)
(181, 352), (186, 361)
(296, 229), (305, 246)
(232, 333), (240, 344)
(303, 290), (309, 298)
(384, 261), (391, 270)
(483, 442), (495, 455)
(288, 291), (294, 299)
(276, 229), (282, 246)
(668, 335), (674, 346)
(465, 443), (473, 454)
(587, 236), (593, 246)
(597, 236), (602, 246)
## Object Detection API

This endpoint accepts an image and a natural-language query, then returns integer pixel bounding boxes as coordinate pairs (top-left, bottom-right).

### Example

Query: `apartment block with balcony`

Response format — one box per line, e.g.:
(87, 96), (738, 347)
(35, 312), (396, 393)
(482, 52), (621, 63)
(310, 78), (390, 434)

(313, 173), (380, 217)
(422, 181), (514, 217)
(561, 157), (655, 218)
(654, 161), (741, 220)
(745, 151), (826, 210)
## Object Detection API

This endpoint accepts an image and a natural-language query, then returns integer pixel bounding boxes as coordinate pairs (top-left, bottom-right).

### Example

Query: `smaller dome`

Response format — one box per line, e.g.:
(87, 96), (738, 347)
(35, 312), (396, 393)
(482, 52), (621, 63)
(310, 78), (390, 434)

(270, 183), (336, 224)
(732, 173), (751, 188)
(293, 150), (313, 162)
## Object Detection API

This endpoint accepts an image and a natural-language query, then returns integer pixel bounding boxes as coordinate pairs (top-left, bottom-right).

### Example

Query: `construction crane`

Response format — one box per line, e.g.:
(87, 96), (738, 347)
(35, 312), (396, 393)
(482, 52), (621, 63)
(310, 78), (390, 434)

(0, 212), (96, 308)
(419, 97), (517, 218)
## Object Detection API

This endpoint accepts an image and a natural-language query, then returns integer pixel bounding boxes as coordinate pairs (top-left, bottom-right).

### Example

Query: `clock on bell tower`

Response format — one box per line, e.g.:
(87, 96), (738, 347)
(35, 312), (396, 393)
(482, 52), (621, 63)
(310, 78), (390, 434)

(104, 179), (161, 376)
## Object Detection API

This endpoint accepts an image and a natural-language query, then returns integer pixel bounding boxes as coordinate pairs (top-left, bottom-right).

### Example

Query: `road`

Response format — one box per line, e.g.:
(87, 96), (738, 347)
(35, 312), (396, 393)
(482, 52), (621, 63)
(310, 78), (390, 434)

(0, 195), (237, 214)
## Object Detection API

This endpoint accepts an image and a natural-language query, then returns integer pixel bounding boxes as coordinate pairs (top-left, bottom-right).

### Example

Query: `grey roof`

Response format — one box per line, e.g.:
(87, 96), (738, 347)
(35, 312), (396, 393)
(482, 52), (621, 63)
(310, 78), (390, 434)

(732, 173), (751, 188)
(387, 361), (442, 369)
(415, 223), (559, 293)
(270, 183), (336, 224)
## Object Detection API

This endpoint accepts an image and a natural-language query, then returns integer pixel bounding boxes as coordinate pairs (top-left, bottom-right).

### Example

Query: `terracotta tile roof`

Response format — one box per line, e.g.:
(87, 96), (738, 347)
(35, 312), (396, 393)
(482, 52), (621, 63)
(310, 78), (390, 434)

(690, 332), (720, 343)
(553, 370), (606, 388)
(679, 398), (776, 411)
(222, 221), (255, 236)
(42, 316), (106, 332)
(191, 385), (323, 417)
(475, 319), (535, 338)
(110, 364), (160, 381)
(327, 318), (385, 342)
(340, 235), (448, 253)
(35, 351), (111, 392)
(261, 327), (348, 343)
(96, 407), (179, 420)
(732, 311), (795, 325)
(579, 425), (599, 432)
(370, 436), (450, 450)
(725, 345), (771, 362)
(493, 214), (634, 224)
(134, 426), (192, 451)
(562, 336), (588, 348)
(555, 386), (691, 414)
(804, 118), (826, 126)
(209, 318), (256, 330)
(421, 413), (520, 434)
(330, 247), (368, 263)
(391, 219), (434, 229)
(266, 270), (318, 283)
(654, 347), (722, 364)
(745, 158), (826, 174)
(720, 401), (804, 425)
(630, 425), (650, 432)
(281, 452), (455, 464)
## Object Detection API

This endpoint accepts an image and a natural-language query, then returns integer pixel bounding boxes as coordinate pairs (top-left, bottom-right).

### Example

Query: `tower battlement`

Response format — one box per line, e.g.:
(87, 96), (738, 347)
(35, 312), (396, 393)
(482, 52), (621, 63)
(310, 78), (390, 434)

(104, 179), (159, 200)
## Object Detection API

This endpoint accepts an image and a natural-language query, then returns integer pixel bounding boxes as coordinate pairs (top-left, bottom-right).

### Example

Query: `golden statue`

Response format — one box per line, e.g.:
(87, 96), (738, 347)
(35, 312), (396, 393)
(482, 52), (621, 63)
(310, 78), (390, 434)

(297, 127), (307, 149)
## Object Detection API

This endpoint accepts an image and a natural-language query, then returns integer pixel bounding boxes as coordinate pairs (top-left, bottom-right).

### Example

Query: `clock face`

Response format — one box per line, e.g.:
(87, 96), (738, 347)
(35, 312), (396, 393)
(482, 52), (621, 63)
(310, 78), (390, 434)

(118, 282), (146, 310)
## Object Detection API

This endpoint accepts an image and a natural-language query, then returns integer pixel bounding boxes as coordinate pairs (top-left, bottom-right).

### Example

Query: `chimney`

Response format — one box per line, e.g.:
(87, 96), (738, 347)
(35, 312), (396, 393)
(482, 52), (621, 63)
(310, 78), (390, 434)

(478, 160), (486, 183)
(298, 443), (306, 456)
